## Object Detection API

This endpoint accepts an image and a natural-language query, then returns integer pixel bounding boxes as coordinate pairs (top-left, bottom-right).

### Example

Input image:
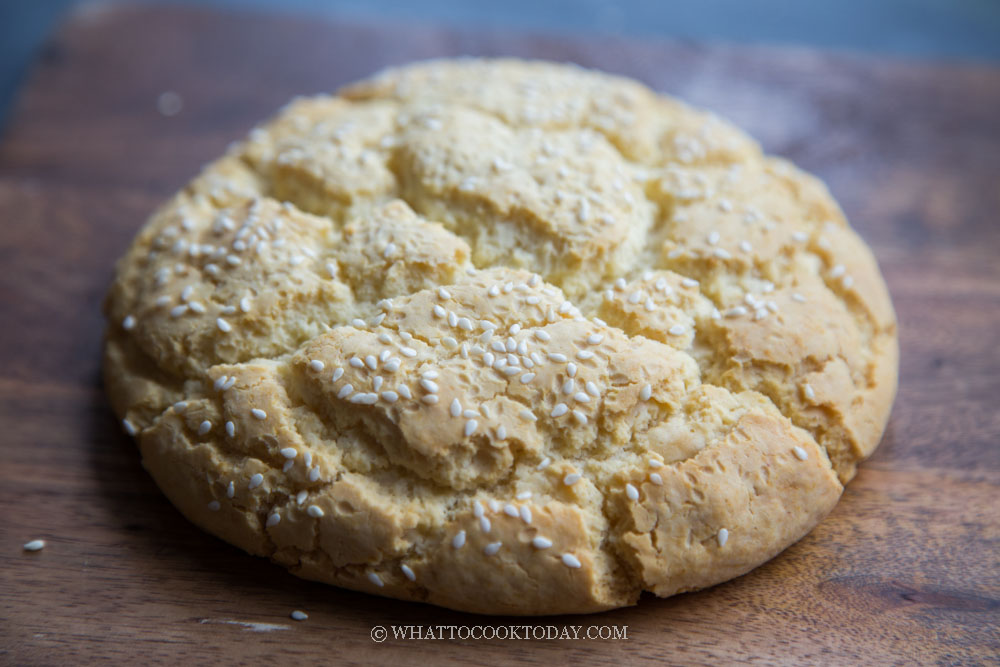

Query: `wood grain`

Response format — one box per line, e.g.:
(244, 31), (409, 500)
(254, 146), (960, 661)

(1, 4), (998, 665)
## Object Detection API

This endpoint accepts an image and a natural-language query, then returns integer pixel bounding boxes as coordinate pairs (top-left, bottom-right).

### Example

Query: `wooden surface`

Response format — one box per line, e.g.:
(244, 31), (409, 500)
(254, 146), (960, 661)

(1, 4), (998, 665)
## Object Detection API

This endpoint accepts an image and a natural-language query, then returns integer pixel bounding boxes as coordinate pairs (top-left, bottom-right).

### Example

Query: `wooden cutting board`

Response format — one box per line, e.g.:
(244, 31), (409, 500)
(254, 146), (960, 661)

(1, 5), (998, 664)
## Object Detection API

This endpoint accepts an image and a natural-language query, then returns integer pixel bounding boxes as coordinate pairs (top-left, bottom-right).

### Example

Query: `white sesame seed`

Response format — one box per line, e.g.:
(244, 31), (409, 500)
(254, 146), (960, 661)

(23, 539), (45, 552)
(681, 278), (699, 288)
(266, 513), (281, 527)
(308, 359), (325, 372)
(551, 403), (569, 418)
(519, 372), (536, 384)
(401, 347), (417, 358)
(122, 315), (136, 331)
(562, 379), (575, 395)
(792, 231), (808, 242)
(496, 425), (507, 440)
(548, 352), (568, 363)
(251, 408), (267, 420)
(563, 473), (581, 486)
(519, 506), (532, 524)
(239, 297), (251, 312)
(573, 391), (591, 403)
(793, 446), (809, 461)
(422, 395), (439, 405)
(170, 304), (189, 318)
(296, 490), (307, 505)
(708, 231), (720, 245)
(308, 466), (320, 482)
(480, 516), (492, 532)
(572, 409), (588, 425)
(249, 473), (264, 489)
(364, 355), (377, 370)
(290, 610), (308, 621)
(381, 391), (399, 403)
(566, 362), (578, 378)
(277, 447), (297, 460)
(351, 318), (366, 328)
(349, 393), (378, 405)
(739, 240), (753, 253)
(842, 275), (855, 288)
(520, 409), (537, 422)
(503, 504), (519, 518)
(367, 572), (384, 587)
(640, 384), (652, 401)
(420, 379), (439, 393)
(464, 419), (478, 437)
(576, 350), (594, 360)
(337, 384), (354, 399)
(669, 324), (686, 336)
(725, 306), (748, 317)
(400, 564), (416, 582)
(717, 528), (729, 547)
(649, 472), (663, 485)
(561, 553), (582, 568)
(227, 481), (235, 498)
(198, 420), (212, 435)
(585, 381), (600, 397)
(792, 293), (807, 303)
(625, 483), (639, 501)
(803, 384), (816, 400)
(452, 530), (466, 549)
(830, 264), (846, 278)
(437, 287), (451, 300)
(307, 504), (324, 518)
(122, 418), (138, 436)
(483, 541), (502, 556)
(382, 242), (397, 258)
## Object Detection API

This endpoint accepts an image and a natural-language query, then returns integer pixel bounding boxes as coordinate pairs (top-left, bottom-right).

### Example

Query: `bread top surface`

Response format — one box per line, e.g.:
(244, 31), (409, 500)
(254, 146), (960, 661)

(103, 59), (897, 614)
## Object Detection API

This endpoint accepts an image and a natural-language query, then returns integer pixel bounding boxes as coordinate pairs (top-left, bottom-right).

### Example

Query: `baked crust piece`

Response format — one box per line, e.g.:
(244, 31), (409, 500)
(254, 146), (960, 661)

(103, 59), (897, 615)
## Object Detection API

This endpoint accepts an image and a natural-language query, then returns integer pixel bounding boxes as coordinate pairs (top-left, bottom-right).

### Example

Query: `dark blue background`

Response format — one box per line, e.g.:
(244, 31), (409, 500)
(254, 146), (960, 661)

(2, 0), (999, 127)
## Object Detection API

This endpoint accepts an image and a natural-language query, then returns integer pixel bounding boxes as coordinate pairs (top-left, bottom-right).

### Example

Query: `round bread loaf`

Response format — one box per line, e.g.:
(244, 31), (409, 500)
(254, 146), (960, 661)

(103, 59), (898, 615)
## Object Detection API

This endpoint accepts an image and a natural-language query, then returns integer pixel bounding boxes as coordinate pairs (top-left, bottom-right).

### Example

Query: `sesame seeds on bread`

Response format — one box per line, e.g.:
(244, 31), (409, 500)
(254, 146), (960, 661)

(103, 58), (897, 615)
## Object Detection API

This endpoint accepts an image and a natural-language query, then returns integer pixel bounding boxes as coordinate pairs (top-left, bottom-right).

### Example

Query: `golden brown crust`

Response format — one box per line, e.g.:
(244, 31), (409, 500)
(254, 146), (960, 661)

(103, 58), (897, 615)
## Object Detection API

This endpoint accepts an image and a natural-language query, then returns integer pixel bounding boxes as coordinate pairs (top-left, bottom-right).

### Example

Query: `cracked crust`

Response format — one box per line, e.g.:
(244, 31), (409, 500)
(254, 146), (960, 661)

(103, 59), (897, 615)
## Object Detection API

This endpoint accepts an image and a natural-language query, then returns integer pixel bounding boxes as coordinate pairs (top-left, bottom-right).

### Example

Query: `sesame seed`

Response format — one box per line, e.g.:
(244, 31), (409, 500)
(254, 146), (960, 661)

(480, 516), (492, 532)
(681, 278), (699, 288)
(122, 315), (136, 330)
(381, 391), (399, 403)
(351, 318), (366, 328)
(625, 483), (639, 501)
(447, 312), (458, 327)
(397, 384), (412, 399)
(331, 367), (345, 381)
(561, 553), (582, 568)
(573, 391), (590, 403)
(420, 379), (439, 393)
(400, 564), (416, 581)
(437, 287), (451, 300)
(279, 447), (297, 459)
(519, 506), (532, 523)
(520, 372), (535, 384)
(534, 330), (551, 342)
(739, 240), (752, 253)
(708, 231), (720, 245)
(484, 542), (502, 556)
(572, 410), (588, 425)
(251, 408), (267, 420)
(365, 355), (378, 370)
(803, 384), (816, 400)
(669, 324), (686, 336)
(793, 446), (809, 461)
(464, 419), (478, 437)
(640, 384), (652, 401)
(792, 231), (808, 242)
(548, 352), (568, 363)
(551, 403), (569, 418)
(170, 304), (189, 318)
(23, 540), (45, 552)
(520, 409), (537, 422)
(562, 379), (575, 394)
(198, 420), (212, 435)
(383, 242), (397, 258)
(628, 291), (642, 304)
(503, 504), (519, 518)
(308, 359), (325, 372)
(585, 381), (600, 397)
(337, 384), (354, 399)
(792, 293), (807, 303)
(266, 513), (281, 527)
(308, 466), (321, 482)
(532, 536), (553, 550)
(462, 409), (478, 419)
(725, 306), (748, 317)
(842, 275), (855, 288)
(282, 460), (294, 473)
(717, 528), (729, 547)
(307, 505), (324, 518)
(563, 473), (581, 486)
(349, 393), (378, 404)
(644, 298), (656, 312)
(227, 481), (235, 498)
(649, 472), (663, 485)
(713, 248), (731, 259)
(497, 425), (507, 440)
(379, 350), (390, 363)
(296, 490), (307, 505)
(291, 610), (308, 621)
(239, 297), (251, 312)
(830, 264), (846, 278)
(422, 395), (439, 405)
(122, 419), (138, 436)
(452, 530), (466, 549)
(576, 350), (594, 360)
(401, 347), (417, 357)
(249, 473), (264, 489)
(367, 572), (384, 587)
